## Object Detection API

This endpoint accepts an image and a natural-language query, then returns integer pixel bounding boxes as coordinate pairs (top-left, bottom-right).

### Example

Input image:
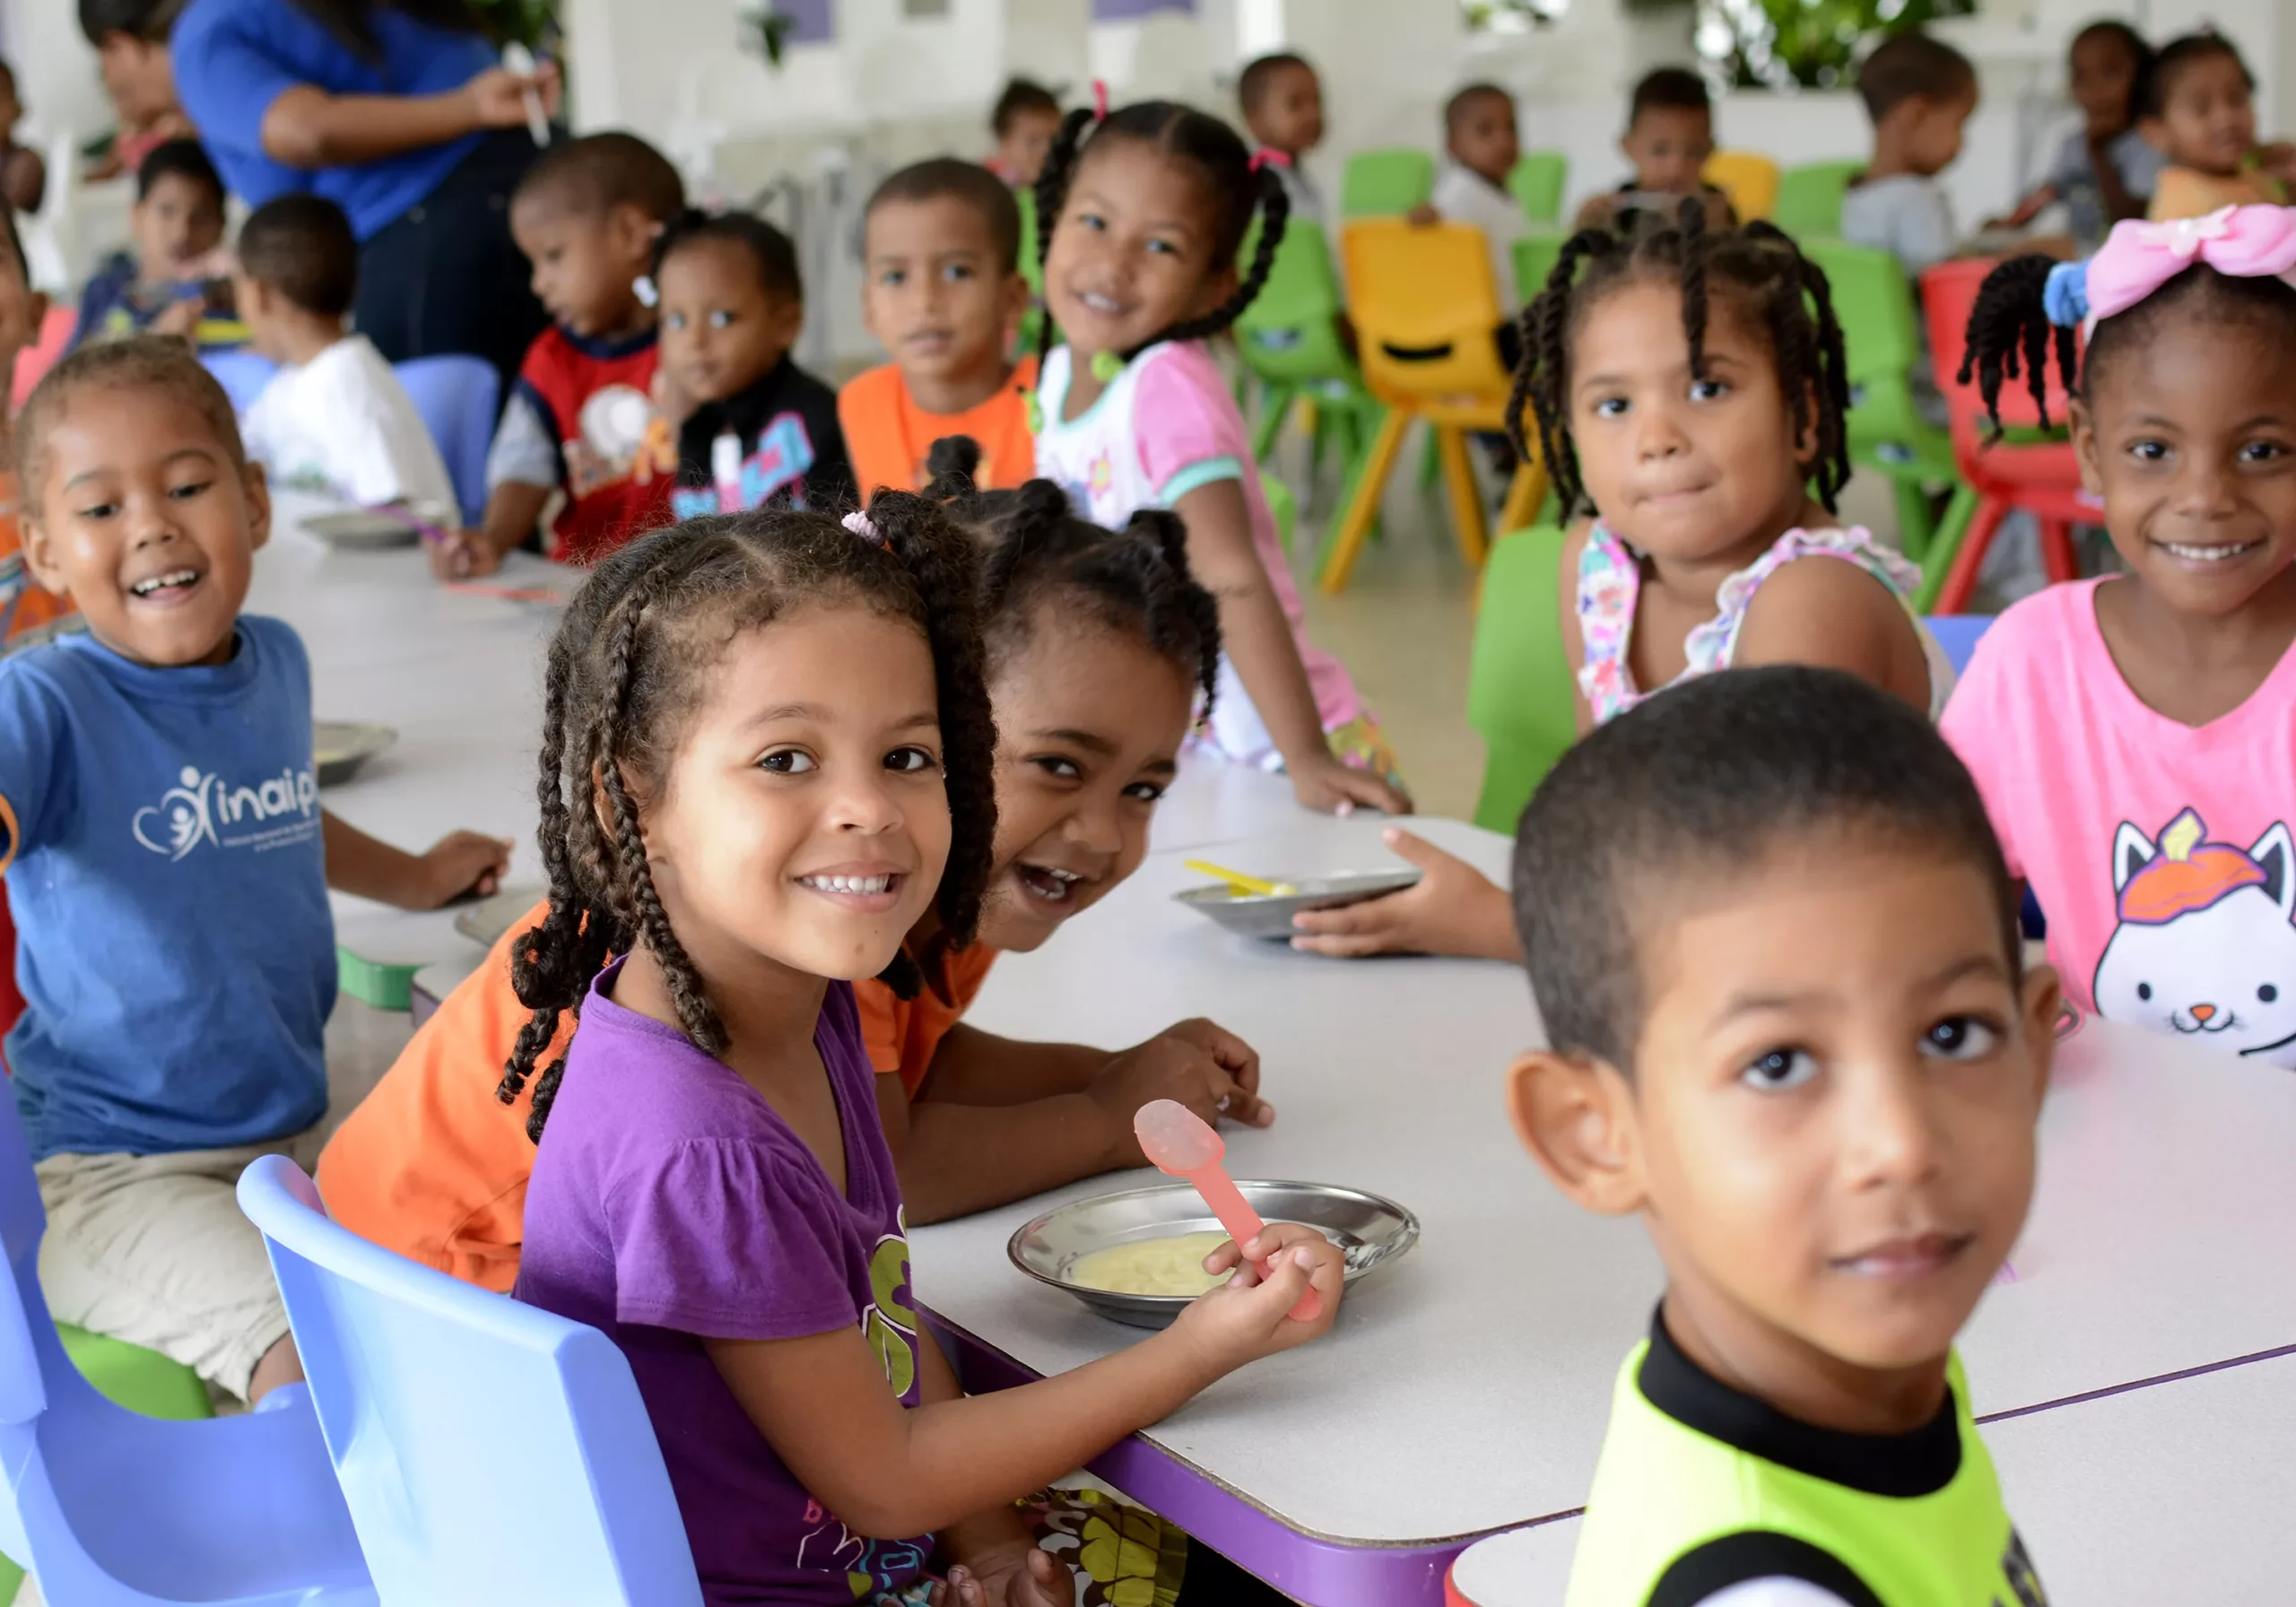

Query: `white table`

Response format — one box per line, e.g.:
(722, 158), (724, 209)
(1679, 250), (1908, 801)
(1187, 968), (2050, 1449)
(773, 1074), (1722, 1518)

(915, 816), (2296, 1605)
(1445, 1350), (2296, 1605)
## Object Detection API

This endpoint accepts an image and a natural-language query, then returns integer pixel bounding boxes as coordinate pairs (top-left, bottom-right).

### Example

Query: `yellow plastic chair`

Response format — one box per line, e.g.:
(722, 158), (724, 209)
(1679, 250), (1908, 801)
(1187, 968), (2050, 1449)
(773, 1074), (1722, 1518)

(1703, 150), (1781, 222)
(1322, 220), (1547, 594)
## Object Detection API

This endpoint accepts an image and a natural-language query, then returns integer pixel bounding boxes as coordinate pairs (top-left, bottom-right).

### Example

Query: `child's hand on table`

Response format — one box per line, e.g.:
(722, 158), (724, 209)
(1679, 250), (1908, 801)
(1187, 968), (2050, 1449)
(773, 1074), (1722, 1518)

(932, 1547), (1073, 1607)
(1290, 827), (1520, 961)
(1089, 1019), (1272, 1156)
(429, 528), (505, 580)
(1175, 1223), (1345, 1364)
(1288, 749), (1412, 816)
(402, 830), (512, 909)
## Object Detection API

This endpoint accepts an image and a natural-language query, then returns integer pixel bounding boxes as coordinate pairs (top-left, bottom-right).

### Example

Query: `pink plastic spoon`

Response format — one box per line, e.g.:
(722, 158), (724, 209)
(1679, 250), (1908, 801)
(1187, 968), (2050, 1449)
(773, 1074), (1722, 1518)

(1134, 1099), (1322, 1321)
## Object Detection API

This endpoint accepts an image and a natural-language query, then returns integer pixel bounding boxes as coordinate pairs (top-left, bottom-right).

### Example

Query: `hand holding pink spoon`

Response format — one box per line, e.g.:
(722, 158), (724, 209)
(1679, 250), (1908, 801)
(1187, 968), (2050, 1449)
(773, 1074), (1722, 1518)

(1134, 1099), (1321, 1321)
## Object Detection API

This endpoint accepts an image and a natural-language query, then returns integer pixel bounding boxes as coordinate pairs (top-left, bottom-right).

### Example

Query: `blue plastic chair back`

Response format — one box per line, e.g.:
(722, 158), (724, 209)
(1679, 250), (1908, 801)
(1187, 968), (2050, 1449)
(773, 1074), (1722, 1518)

(0, 1083), (371, 1603)
(203, 349), (280, 415)
(239, 1155), (702, 1605)
(393, 355), (501, 524)
(1925, 613), (1993, 677)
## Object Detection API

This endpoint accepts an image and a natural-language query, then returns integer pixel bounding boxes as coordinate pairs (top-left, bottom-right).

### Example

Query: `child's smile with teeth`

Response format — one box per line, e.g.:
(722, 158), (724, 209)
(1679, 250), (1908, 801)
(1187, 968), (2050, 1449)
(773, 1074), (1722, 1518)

(130, 567), (202, 599)
(1017, 863), (1087, 903)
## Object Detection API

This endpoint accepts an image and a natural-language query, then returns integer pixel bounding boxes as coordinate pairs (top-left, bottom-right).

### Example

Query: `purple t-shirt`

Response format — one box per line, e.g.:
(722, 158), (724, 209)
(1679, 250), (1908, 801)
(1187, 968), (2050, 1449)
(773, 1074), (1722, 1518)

(516, 963), (931, 1604)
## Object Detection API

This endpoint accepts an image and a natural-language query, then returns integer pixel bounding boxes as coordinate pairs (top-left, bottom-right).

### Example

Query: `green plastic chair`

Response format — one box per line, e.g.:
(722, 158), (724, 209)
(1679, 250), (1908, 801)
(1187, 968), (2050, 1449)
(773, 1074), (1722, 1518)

(1774, 160), (1865, 239)
(1342, 149), (1437, 218)
(1467, 526), (1579, 835)
(1264, 473), (1298, 554)
(1509, 152), (1569, 224)
(1015, 184), (1043, 297)
(1801, 238), (1961, 560)
(1233, 222), (1384, 517)
(1512, 228), (1567, 307)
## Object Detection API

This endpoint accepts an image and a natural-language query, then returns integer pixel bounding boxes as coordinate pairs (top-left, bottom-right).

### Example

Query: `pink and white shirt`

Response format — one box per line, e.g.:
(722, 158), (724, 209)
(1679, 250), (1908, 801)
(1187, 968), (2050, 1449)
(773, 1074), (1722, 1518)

(1941, 578), (2296, 1065)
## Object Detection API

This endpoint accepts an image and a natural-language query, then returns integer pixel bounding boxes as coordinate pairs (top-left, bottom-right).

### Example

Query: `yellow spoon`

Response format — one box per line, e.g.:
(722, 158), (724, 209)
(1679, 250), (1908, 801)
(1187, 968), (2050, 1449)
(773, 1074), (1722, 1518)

(1185, 858), (1298, 899)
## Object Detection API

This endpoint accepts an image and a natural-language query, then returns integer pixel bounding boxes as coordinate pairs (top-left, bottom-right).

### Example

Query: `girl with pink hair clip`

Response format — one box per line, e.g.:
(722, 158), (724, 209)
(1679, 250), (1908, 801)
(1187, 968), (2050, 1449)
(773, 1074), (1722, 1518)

(1943, 204), (2296, 1064)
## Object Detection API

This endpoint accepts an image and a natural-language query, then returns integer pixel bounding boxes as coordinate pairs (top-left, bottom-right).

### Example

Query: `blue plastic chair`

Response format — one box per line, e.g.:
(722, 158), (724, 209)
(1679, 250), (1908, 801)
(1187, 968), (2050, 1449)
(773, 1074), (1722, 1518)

(393, 355), (501, 524)
(1925, 613), (1993, 678)
(0, 1079), (371, 1603)
(202, 349), (279, 415)
(238, 1155), (702, 1604)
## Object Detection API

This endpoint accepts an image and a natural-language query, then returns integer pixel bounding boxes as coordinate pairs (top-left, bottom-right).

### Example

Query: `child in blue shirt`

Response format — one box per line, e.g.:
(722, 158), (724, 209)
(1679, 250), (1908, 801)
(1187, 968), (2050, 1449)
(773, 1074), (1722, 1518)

(0, 335), (509, 1404)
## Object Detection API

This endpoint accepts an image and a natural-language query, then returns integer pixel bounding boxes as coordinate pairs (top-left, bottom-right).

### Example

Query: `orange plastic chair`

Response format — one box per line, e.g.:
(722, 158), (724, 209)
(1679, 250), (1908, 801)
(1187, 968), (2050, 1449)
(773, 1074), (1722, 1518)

(1322, 220), (1547, 594)
(1703, 150), (1781, 222)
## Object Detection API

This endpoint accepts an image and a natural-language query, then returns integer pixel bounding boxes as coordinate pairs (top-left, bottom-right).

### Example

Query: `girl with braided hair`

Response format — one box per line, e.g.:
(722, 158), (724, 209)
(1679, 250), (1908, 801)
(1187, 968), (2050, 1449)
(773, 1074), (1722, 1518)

(507, 487), (1341, 1605)
(1941, 207), (2296, 1062)
(1297, 198), (1951, 963)
(1029, 94), (1410, 816)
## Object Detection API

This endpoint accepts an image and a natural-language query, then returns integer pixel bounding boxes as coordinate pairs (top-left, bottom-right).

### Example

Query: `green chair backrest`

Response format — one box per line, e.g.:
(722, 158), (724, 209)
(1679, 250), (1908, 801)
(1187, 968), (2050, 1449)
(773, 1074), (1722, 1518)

(1800, 237), (1920, 387)
(1015, 184), (1044, 297)
(1509, 152), (1569, 223)
(1263, 472), (1299, 553)
(1512, 228), (1568, 307)
(1342, 148), (1438, 217)
(1235, 222), (1356, 385)
(1467, 525), (1579, 835)
(1774, 159), (1864, 239)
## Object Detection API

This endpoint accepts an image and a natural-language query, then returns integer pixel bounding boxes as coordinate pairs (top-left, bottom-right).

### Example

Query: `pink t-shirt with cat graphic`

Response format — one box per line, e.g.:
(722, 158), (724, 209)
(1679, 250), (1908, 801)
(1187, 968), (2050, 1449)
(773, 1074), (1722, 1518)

(1941, 578), (2296, 1068)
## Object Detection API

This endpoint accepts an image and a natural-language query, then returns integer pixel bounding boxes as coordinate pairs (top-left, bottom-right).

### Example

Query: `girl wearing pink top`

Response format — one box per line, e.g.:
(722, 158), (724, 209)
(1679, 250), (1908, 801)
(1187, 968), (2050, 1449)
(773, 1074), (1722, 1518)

(1944, 205), (2296, 1066)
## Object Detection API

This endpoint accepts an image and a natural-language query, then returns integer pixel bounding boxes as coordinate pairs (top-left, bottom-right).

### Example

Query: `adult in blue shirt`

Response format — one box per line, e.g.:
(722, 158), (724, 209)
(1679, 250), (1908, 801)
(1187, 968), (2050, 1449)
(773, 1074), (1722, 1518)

(162, 0), (559, 394)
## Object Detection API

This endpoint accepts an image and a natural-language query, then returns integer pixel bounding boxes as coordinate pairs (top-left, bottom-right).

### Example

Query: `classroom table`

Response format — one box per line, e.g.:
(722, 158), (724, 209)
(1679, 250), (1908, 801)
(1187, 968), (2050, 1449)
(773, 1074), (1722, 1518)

(913, 815), (2296, 1606)
(1442, 1348), (2296, 1604)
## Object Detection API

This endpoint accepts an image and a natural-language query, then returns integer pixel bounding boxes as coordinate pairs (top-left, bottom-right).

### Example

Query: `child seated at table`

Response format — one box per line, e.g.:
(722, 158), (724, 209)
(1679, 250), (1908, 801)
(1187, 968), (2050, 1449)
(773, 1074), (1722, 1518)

(1575, 67), (1734, 235)
(1507, 665), (2058, 1605)
(510, 491), (1340, 1604)
(657, 210), (854, 517)
(0, 337), (509, 1408)
(1239, 51), (1329, 228)
(1294, 202), (1949, 961)
(840, 161), (1036, 497)
(1944, 206), (2296, 1067)
(73, 138), (238, 351)
(0, 60), (47, 215)
(434, 132), (686, 578)
(1841, 30), (1979, 282)
(2141, 32), (2296, 220)
(232, 195), (457, 516)
(1421, 83), (1529, 303)
(1991, 20), (2159, 252)
(317, 438), (1266, 1281)
(987, 76), (1063, 188)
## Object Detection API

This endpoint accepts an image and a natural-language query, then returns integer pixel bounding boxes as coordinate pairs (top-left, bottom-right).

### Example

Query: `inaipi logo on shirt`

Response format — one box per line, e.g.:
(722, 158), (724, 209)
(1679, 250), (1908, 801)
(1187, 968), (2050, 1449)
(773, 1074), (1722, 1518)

(132, 763), (319, 860)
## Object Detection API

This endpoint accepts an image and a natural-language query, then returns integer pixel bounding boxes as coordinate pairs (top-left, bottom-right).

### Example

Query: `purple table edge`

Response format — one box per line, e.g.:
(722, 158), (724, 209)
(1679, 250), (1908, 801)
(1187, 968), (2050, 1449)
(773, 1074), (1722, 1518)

(926, 1313), (1582, 1606)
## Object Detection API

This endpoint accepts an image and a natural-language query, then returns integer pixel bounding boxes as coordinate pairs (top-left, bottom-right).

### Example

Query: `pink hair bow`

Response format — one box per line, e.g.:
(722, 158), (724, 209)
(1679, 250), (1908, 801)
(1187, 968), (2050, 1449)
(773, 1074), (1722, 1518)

(2081, 204), (2296, 325)
(1249, 148), (1292, 173)
(1091, 80), (1109, 121)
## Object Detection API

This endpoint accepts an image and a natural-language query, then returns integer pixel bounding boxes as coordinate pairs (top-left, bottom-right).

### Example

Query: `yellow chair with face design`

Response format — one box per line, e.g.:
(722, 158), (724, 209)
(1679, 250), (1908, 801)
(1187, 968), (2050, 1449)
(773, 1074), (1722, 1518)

(1321, 219), (1547, 594)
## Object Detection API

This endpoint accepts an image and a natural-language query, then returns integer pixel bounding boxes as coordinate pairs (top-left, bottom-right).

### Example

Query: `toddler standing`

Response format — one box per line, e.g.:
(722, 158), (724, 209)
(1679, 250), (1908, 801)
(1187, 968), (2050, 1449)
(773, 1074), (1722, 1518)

(1239, 52), (1329, 228)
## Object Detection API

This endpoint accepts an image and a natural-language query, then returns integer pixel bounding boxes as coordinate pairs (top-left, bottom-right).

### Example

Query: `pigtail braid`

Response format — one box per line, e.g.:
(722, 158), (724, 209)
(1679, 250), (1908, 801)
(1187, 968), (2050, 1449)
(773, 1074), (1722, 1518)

(1030, 108), (1099, 371)
(1675, 195), (1714, 380)
(923, 435), (984, 499)
(1523, 227), (1620, 516)
(500, 628), (589, 1115)
(1124, 508), (1222, 714)
(979, 479), (1072, 617)
(1957, 255), (2068, 435)
(1152, 165), (1290, 352)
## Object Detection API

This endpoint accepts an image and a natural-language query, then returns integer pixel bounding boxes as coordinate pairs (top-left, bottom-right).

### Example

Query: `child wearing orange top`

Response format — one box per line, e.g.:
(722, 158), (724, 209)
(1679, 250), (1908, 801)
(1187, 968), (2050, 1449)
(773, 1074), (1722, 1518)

(317, 452), (1264, 1282)
(840, 161), (1037, 498)
(2142, 33), (2296, 220)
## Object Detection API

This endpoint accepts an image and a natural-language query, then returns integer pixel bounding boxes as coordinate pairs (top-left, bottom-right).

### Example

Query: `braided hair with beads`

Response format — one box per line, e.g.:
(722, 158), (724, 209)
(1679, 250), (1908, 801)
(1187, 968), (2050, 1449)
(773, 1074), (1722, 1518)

(1506, 196), (1854, 518)
(921, 437), (1223, 717)
(1030, 99), (1290, 381)
(499, 491), (1001, 1142)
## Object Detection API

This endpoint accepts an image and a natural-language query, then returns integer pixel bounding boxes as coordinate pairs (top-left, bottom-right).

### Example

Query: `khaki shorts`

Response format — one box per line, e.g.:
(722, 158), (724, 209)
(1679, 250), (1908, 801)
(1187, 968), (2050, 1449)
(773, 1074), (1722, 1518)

(35, 1127), (320, 1403)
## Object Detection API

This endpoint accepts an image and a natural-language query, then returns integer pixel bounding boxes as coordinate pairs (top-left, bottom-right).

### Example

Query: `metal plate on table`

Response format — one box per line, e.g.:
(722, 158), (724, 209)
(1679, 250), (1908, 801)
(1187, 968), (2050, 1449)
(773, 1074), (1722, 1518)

(1173, 868), (1424, 941)
(454, 886), (544, 949)
(1009, 1179), (1420, 1329)
(301, 508), (424, 550)
(312, 721), (396, 786)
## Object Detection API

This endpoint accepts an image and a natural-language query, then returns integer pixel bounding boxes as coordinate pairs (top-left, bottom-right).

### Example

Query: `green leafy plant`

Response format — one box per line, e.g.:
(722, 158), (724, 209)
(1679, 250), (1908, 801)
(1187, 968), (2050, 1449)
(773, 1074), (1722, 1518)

(1696, 0), (1975, 90)
(470, 0), (556, 50)
(1460, 0), (1562, 28)
(738, 4), (796, 66)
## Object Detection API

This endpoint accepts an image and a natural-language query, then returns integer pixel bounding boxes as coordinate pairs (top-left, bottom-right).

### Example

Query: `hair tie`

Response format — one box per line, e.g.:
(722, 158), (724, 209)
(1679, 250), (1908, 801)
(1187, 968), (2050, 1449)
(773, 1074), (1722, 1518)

(632, 274), (658, 309)
(1091, 80), (1109, 121)
(841, 509), (883, 546)
(1249, 148), (1292, 173)
(2041, 261), (2090, 328)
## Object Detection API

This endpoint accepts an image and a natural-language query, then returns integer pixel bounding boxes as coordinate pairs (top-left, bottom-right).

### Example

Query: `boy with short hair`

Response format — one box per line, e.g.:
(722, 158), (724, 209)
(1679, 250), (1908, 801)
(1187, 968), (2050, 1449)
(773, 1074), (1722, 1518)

(1507, 666), (2057, 1604)
(432, 131), (684, 578)
(1, 337), (509, 1406)
(988, 77), (1063, 188)
(233, 194), (457, 515)
(1842, 30), (1979, 280)
(840, 159), (1036, 498)
(75, 0), (194, 181)
(1425, 82), (1528, 301)
(73, 137), (235, 350)
(1577, 67), (1733, 231)
(1239, 51), (1328, 227)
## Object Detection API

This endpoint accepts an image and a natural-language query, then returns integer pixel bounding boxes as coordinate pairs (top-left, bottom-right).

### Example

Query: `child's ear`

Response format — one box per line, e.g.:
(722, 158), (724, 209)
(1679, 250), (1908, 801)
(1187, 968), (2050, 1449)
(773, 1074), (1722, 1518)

(2019, 960), (2063, 1108)
(20, 514), (70, 601)
(608, 202), (655, 265)
(2068, 396), (2103, 498)
(239, 457), (271, 554)
(776, 297), (806, 349)
(999, 269), (1031, 347)
(1507, 1048), (1647, 1216)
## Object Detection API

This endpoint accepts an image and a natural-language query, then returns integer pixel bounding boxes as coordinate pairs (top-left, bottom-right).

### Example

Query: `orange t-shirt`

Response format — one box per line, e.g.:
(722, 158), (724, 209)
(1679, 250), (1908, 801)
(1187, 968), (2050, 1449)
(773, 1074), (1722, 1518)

(315, 899), (1000, 1292)
(839, 356), (1039, 499)
(2148, 165), (2286, 221)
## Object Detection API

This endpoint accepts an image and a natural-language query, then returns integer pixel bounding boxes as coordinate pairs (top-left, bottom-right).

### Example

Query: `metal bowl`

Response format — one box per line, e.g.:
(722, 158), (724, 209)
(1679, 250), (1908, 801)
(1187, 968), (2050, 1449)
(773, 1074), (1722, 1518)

(300, 508), (425, 551)
(454, 886), (544, 948)
(1009, 1179), (1420, 1329)
(312, 721), (397, 786)
(1172, 868), (1425, 941)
